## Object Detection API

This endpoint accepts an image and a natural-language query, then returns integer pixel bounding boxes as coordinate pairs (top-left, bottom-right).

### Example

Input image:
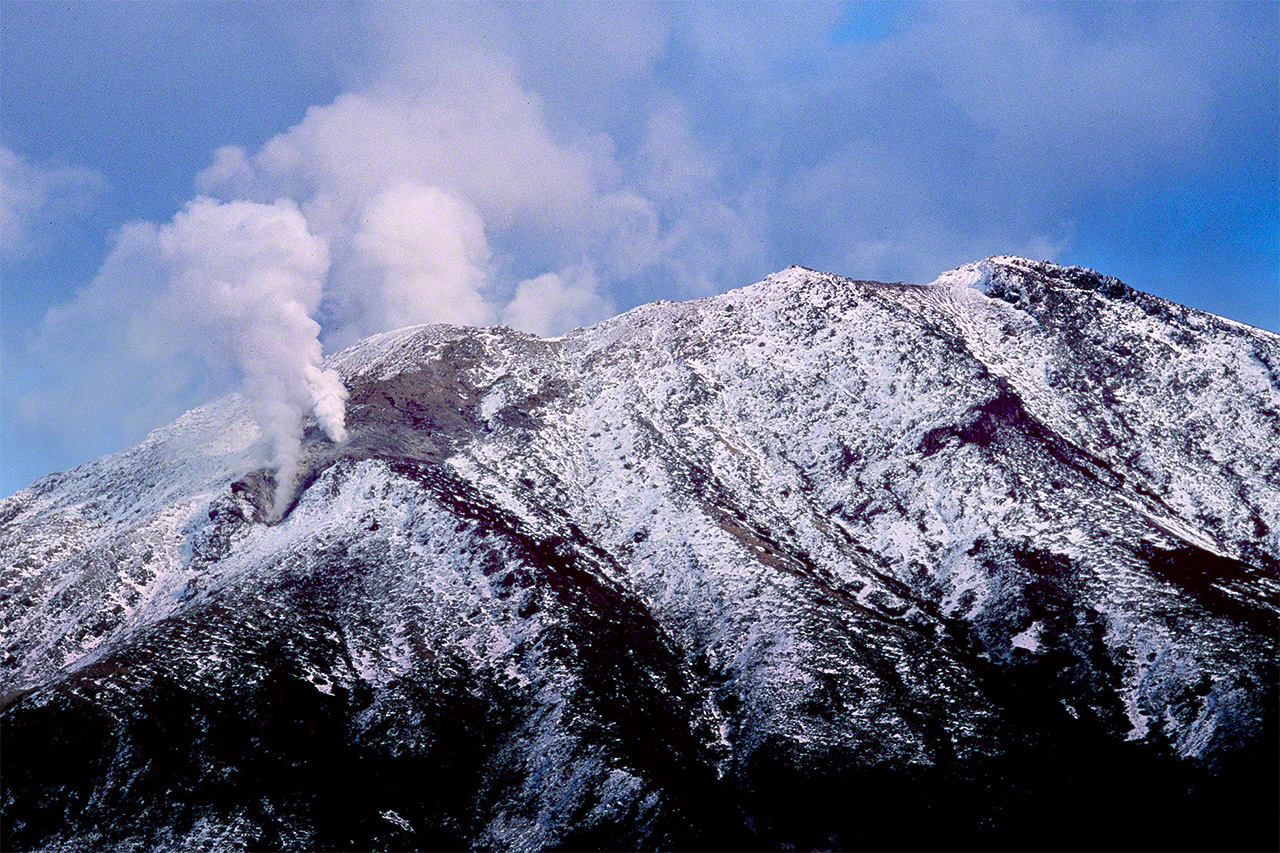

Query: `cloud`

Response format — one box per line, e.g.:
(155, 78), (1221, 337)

(343, 182), (494, 341)
(146, 197), (346, 511)
(196, 58), (600, 237)
(12, 0), (1274, 497)
(28, 197), (346, 512)
(636, 104), (721, 204)
(912, 3), (1215, 184)
(194, 43), (766, 318)
(364, 1), (669, 134)
(193, 51), (667, 335)
(0, 145), (102, 261)
(25, 220), (187, 451)
(501, 266), (614, 338)
(660, 1), (1261, 285)
(596, 102), (769, 301)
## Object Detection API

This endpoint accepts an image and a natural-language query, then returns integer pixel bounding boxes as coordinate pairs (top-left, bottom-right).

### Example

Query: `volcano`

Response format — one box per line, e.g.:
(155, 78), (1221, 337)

(3, 256), (1277, 851)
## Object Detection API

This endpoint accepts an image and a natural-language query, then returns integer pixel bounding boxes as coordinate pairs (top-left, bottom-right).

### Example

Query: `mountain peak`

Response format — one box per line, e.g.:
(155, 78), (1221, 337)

(932, 255), (1133, 302)
(3, 257), (1277, 852)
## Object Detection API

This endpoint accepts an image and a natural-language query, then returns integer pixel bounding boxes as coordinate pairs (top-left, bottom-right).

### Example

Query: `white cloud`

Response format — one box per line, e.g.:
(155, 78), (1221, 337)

(501, 266), (615, 338)
(193, 51), (677, 339)
(26, 220), (188, 450)
(637, 103), (720, 204)
(193, 43), (766, 323)
(594, 191), (662, 281)
(0, 145), (102, 261)
(365, 2), (669, 134)
(197, 58), (601, 237)
(28, 198), (346, 511)
(343, 182), (494, 340)
(607, 102), (769, 300)
(1021, 230), (1074, 264)
(148, 198), (346, 484)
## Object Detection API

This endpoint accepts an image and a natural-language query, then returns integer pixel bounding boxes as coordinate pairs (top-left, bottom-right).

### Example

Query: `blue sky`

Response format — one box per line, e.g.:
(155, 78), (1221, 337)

(2, 0), (1277, 495)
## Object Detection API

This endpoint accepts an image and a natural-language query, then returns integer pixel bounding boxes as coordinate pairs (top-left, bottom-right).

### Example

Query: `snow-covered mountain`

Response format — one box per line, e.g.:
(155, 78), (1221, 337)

(3, 256), (1277, 851)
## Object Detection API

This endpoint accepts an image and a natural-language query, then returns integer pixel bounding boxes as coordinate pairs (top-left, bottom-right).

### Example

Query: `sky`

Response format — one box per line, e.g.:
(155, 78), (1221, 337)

(2, 0), (1277, 496)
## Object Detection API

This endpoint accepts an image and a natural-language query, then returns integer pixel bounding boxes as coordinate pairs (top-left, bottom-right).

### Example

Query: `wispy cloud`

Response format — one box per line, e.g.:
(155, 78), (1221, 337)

(0, 145), (102, 261)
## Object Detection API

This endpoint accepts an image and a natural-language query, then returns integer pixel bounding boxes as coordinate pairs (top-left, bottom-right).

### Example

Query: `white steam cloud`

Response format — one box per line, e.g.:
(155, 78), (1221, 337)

(348, 182), (494, 337)
(28, 197), (347, 512)
(193, 52), (762, 340)
(502, 266), (614, 338)
(21, 35), (767, 501)
(146, 197), (347, 511)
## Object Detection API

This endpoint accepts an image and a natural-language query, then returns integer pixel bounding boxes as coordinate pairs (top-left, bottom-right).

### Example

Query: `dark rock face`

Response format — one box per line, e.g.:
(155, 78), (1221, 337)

(3, 258), (1278, 851)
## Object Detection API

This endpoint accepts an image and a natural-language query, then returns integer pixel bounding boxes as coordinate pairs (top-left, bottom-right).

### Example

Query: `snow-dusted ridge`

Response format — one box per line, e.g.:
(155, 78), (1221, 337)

(3, 257), (1277, 851)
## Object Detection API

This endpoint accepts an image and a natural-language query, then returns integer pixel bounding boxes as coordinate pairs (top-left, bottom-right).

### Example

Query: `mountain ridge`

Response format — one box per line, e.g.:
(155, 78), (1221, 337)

(3, 257), (1277, 851)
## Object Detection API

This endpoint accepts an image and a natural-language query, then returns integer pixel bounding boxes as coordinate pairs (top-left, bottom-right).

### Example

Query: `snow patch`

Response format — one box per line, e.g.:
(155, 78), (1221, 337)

(1010, 622), (1042, 653)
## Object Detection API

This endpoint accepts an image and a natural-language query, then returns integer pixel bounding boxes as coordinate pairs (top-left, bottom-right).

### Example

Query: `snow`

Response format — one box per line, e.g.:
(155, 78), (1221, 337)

(2, 256), (1276, 851)
(1010, 622), (1042, 653)
(929, 258), (994, 292)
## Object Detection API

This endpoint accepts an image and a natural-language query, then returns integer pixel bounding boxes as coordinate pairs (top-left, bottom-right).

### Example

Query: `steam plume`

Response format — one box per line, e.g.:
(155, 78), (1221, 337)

(150, 197), (347, 512)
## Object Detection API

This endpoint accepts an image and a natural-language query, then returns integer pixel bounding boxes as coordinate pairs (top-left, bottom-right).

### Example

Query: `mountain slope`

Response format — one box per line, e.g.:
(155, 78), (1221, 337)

(3, 256), (1277, 851)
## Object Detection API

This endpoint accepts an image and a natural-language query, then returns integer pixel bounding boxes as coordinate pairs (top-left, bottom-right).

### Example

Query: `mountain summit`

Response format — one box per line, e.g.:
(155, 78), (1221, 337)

(3, 258), (1277, 851)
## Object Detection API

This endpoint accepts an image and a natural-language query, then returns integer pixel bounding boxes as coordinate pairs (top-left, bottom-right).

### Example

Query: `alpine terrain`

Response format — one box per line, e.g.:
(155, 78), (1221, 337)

(3, 256), (1277, 851)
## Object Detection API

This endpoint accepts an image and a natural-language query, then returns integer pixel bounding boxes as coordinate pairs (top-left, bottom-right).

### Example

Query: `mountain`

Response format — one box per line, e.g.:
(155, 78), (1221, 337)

(3, 256), (1277, 852)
